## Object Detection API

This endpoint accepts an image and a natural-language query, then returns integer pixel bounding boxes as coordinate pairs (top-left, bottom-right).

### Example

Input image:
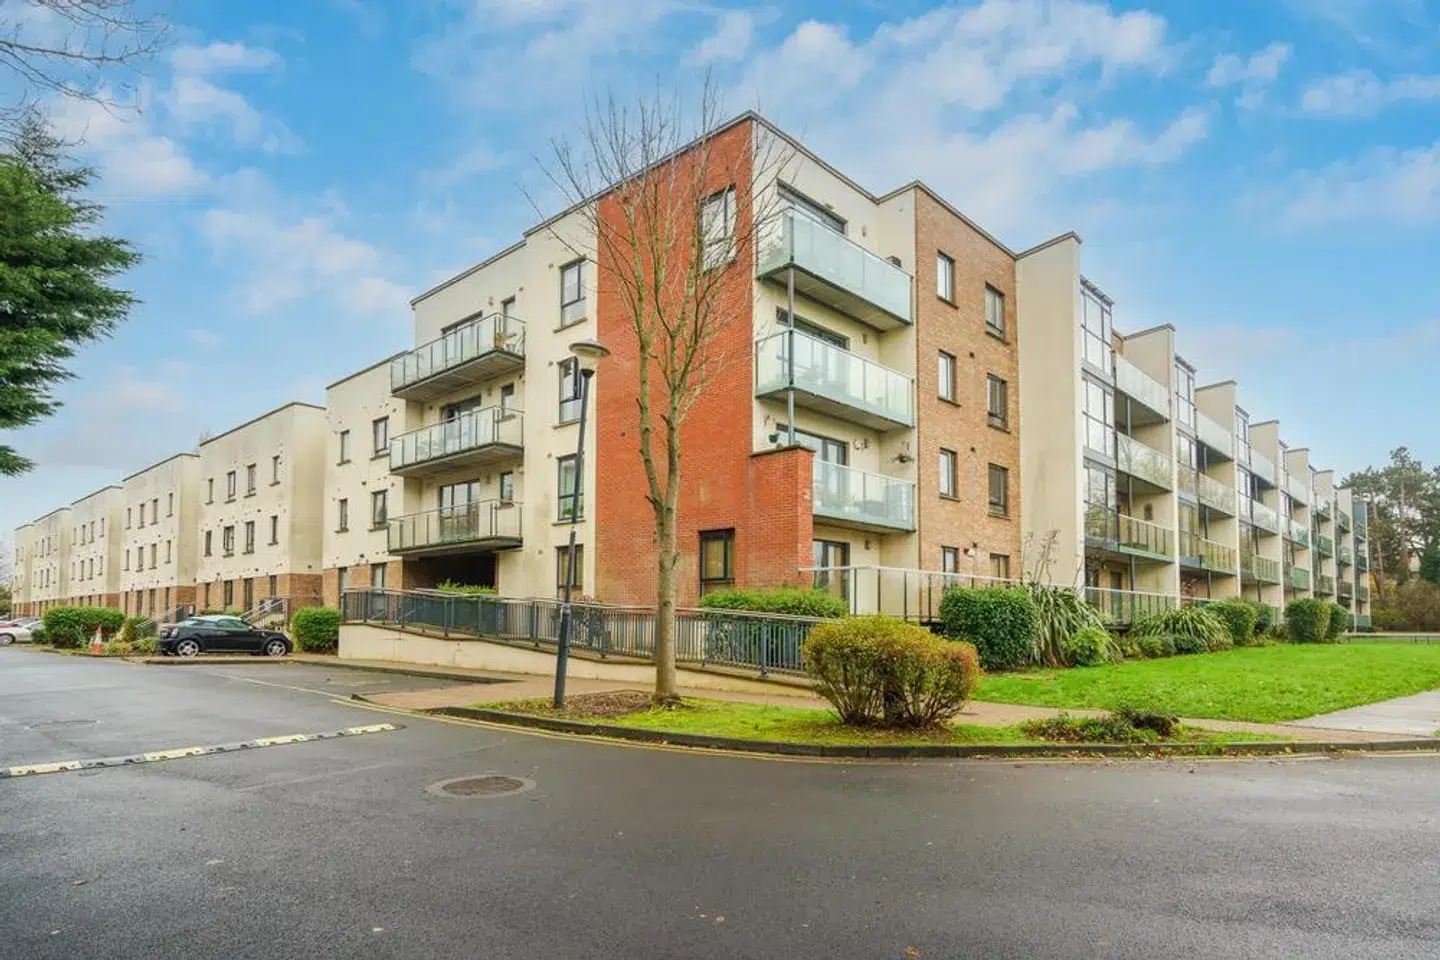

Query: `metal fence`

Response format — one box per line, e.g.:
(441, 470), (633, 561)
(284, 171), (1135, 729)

(341, 589), (824, 677)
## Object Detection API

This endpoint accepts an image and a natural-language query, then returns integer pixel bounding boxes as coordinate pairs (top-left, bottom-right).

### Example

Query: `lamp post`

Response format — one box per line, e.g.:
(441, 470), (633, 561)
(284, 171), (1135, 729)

(554, 337), (610, 708)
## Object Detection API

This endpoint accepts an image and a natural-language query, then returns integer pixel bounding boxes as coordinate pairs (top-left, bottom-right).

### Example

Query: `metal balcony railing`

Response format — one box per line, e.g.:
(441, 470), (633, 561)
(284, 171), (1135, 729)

(1284, 563), (1310, 591)
(389, 407), (523, 473)
(1314, 533), (1334, 557)
(1285, 517), (1310, 547)
(1085, 587), (1178, 625)
(391, 314), (525, 399)
(1179, 531), (1236, 572)
(1240, 552), (1281, 583)
(812, 461), (915, 532)
(1316, 573), (1335, 595)
(1085, 507), (1175, 559)
(387, 501), (522, 554)
(754, 329), (913, 429)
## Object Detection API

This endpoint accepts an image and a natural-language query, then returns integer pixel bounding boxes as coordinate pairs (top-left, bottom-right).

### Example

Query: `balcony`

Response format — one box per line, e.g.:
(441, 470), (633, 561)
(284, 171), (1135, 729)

(1179, 531), (1236, 573)
(1316, 573), (1335, 595)
(391, 314), (525, 402)
(1115, 433), (1171, 491)
(1285, 474), (1309, 505)
(1357, 554), (1370, 572)
(1195, 412), (1233, 462)
(1284, 517), (1310, 547)
(1085, 507), (1174, 561)
(1085, 587), (1177, 625)
(1284, 563), (1310, 591)
(1356, 613), (1373, 630)
(1358, 584), (1371, 602)
(757, 208), (912, 330)
(1337, 510), (1352, 533)
(1250, 500), (1280, 535)
(1249, 450), (1277, 488)
(389, 408), (523, 478)
(1338, 579), (1354, 599)
(1240, 552), (1281, 584)
(1196, 472), (1236, 516)
(387, 501), (523, 556)
(812, 461), (915, 533)
(1314, 533), (1334, 557)
(1337, 544), (1353, 565)
(1315, 500), (1333, 521)
(1113, 356), (1170, 424)
(754, 329), (913, 431)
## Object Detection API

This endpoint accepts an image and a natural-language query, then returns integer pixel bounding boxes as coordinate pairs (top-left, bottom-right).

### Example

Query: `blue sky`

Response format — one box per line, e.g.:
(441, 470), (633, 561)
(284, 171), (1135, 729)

(2, 0), (1438, 544)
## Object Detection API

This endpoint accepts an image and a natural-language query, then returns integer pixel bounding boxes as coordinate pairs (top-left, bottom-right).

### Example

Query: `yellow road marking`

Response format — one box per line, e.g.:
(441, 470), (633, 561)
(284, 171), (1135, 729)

(143, 747), (206, 762)
(254, 733), (309, 746)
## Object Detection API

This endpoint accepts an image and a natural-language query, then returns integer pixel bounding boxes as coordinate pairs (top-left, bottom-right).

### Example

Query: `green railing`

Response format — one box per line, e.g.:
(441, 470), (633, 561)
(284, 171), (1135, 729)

(1357, 554), (1370, 572)
(1284, 563), (1310, 590)
(1314, 534), (1334, 557)
(1241, 553), (1281, 583)
(1180, 531), (1235, 572)
(1338, 544), (1353, 565)
(1285, 517), (1310, 547)
(1316, 573), (1335, 595)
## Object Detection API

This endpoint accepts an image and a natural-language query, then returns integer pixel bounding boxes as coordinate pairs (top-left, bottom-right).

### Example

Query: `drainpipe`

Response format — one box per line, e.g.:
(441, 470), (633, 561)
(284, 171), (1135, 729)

(786, 266), (796, 447)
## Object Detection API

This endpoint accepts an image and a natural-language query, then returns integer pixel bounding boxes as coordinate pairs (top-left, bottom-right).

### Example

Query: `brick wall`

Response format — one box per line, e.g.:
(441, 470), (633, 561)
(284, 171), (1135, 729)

(912, 189), (1023, 577)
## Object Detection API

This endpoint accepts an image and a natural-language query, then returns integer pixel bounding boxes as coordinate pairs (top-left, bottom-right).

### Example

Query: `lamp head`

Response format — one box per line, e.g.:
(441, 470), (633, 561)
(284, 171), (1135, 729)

(569, 338), (610, 373)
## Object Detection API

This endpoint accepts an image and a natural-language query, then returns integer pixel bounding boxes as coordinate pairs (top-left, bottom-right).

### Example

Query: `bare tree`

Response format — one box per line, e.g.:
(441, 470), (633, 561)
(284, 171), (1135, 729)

(532, 82), (794, 703)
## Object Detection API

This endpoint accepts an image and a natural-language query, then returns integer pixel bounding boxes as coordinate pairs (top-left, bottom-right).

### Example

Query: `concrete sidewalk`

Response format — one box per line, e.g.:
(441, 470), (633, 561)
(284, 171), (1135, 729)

(1292, 690), (1440, 737)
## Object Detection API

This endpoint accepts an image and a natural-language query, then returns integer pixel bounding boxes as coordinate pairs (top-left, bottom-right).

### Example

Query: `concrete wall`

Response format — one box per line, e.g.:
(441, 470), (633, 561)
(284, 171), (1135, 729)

(29, 507), (72, 606)
(118, 453), (201, 614)
(323, 357), (404, 590)
(66, 485), (123, 605)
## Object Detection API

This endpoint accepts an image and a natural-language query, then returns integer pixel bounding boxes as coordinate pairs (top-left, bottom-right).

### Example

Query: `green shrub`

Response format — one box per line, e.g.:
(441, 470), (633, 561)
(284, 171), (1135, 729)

(1116, 706), (1179, 738)
(1132, 605), (1229, 655)
(1253, 603), (1276, 634)
(1063, 625), (1115, 667)
(41, 606), (125, 649)
(1022, 712), (1155, 744)
(938, 587), (1040, 671)
(1285, 597), (1331, 643)
(802, 616), (980, 728)
(1026, 583), (1109, 666)
(291, 606), (341, 653)
(698, 587), (846, 619)
(436, 581), (497, 595)
(1113, 630), (1143, 660)
(1212, 598), (1260, 648)
(1326, 602), (1350, 639)
(102, 639), (135, 657)
(118, 616), (142, 645)
(133, 636), (158, 656)
(1137, 633), (1175, 658)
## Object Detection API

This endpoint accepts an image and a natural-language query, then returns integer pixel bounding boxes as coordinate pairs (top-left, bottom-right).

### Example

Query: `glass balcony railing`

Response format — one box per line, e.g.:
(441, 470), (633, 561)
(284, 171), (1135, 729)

(1337, 510), (1352, 533)
(1315, 500), (1333, 520)
(1113, 356), (1170, 420)
(1286, 474), (1310, 505)
(387, 501), (523, 554)
(1358, 584), (1371, 602)
(1195, 412), (1233, 460)
(1284, 563), (1310, 591)
(1241, 553), (1281, 583)
(1176, 463), (1197, 498)
(1249, 450), (1276, 487)
(1285, 517), (1310, 547)
(1357, 554), (1370, 572)
(812, 461), (915, 532)
(1338, 544), (1353, 565)
(1316, 573), (1336, 595)
(1115, 433), (1171, 490)
(390, 314), (525, 399)
(1085, 587), (1177, 625)
(754, 329), (913, 429)
(1356, 613), (1373, 629)
(1314, 533), (1334, 557)
(389, 407), (523, 473)
(757, 208), (912, 329)
(1250, 500), (1280, 534)
(1084, 506), (1174, 559)
(1338, 579), (1354, 599)
(1179, 531), (1236, 572)
(1196, 472), (1236, 515)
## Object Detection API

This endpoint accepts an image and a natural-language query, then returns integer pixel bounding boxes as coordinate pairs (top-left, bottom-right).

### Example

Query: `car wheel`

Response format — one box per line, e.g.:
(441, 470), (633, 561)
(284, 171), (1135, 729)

(0, 634), (12, 645)
(264, 638), (288, 657)
(175, 638), (201, 658)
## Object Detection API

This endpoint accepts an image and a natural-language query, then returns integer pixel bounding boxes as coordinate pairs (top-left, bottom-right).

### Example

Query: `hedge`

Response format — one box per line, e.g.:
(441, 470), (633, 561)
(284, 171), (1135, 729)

(291, 606), (341, 653)
(938, 587), (1040, 671)
(1285, 597), (1331, 643)
(1326, 602), (1349, 640)
(41, 606), (125, 649)
(697, 587), (846, 619)
(1211, 597), (1260, 648)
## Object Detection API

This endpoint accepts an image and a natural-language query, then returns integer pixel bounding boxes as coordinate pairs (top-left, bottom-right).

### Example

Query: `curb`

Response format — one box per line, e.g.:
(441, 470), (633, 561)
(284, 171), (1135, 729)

(416, 705), (1440, 760)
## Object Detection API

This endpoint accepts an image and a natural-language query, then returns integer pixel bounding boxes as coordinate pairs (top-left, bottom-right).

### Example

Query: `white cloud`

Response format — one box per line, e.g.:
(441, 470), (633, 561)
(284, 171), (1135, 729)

(1268, 138), (1440, 224)
(166, 74), (301, 153)
(689, 10), (755, 64)
(423, 143), (504, 186)
(187, 329), (222, 347)
(1207, 42), (1291, 87)
(1301, 70), (1440, 116)
(171, 41), (279, 75)
(48, 94), (208, 199)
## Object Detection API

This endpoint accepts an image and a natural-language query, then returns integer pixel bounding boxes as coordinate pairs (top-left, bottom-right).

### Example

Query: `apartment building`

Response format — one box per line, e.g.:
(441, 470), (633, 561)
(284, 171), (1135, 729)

(11, 523), (32, 615)
(195, 402), (327, 613)
(67, 486), (124, 608)
(25, 507), (72, 613)
(1016, 234), (1374, 628)
(118, 452), (202, 618)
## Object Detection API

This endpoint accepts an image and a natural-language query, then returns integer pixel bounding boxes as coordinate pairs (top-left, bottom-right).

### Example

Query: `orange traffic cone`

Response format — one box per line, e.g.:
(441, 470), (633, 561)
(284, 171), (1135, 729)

(90, 626), (104, 655)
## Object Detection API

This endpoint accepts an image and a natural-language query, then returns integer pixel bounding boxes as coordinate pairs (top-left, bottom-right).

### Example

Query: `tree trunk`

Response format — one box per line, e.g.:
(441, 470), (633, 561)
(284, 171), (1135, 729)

(653, 492), (680, 704)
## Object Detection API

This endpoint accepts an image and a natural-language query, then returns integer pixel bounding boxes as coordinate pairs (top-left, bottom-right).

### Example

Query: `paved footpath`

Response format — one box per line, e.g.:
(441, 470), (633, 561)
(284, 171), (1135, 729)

(1292, 690), (1440, 737)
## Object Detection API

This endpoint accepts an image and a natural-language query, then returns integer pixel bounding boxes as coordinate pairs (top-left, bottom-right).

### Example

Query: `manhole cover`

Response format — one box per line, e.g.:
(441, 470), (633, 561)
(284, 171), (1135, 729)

(426, 775), (535, 799)
(27, 719), (98, 730)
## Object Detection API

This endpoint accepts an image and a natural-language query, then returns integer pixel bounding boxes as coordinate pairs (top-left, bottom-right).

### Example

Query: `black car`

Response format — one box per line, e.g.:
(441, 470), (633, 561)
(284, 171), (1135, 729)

(159, 615), (292, 657)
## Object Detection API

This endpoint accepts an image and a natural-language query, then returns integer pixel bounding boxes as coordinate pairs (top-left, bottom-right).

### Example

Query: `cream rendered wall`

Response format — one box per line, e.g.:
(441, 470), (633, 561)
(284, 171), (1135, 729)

(119, 453), (201, 600)
(1314, 469), (1338, 596)
(324, 358), (404, 575)
(1115, 327), (1179, 596)
(1016, 236), (1085, 585)
(1283, 445), (1314, 595)
(1337, 487), (1357, 601)
(12, 524), (33, 610)
(1249, 420), (1285, 609)
(30, 507), (71, 604)
(68, 486), (123, 600)
(1195, 382), (1240, 599)
(196, 403), (327, 591)
(406, 206), (598, 598)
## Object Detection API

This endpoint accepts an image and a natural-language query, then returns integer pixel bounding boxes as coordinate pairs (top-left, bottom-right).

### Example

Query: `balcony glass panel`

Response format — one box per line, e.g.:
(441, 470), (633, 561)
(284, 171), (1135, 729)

(1176, 464), (1197, 497)
(1358, 584), (1370, 601)
(1180, 531), (1236, 571)
(1285, 563), (1310, 590)
(1249, 450), (1276, 486)
(1336, 510), (1352, 532)
(758, 208), (912, 326)
(1357, 554), (1370, 572)
(1285, 517), (1310, 547)
(387, 501), (522, 553)
(1195, 412), (1233, 459)
(1113, 356), (1170, 419)
(390, 408), (523, 472)
(1338, 544), (1353, 565)
(1286, 474), (1310, 504)
(754, 330), (913, 427)
(1316, 573), (1336, 594)
(1114, 433), (1171, 489)
(1085, 507), (1174, 558)
(1241, 553), (1281, 583)
(1085, 587), (1177, 624)
(812, 461), (915, 531)
(1196, 473), (1236, 515)
(390, 314), (525, 394)
(1338, 579), (1354, 598)
(1314, 533), (1334, 556)
(1250, 500), (1279, 534)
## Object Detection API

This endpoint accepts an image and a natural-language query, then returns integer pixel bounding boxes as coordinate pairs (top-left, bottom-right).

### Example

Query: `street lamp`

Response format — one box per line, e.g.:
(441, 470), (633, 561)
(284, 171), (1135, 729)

(554, 337), (610, 708)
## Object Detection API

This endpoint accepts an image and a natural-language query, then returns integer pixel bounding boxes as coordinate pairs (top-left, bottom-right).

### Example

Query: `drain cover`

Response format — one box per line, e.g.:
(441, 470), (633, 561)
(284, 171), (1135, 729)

(427, 774), (535, 799)
(27, 719), (98, 730)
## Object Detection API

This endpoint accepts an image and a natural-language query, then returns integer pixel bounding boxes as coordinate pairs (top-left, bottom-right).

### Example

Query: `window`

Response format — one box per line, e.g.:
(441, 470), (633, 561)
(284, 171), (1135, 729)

(559, 259), (586, 326)
(988, 464), (1010, 516)
(372, 417), (389, 455)
(222, 525), (235, 556)
(148, 543), (157, 568)
(269, 515), (279, 545)
(985, 285), (1006, 339)
(812, 540), (850, 600)
(338, 430), (351, 464)
(936, 252), (955, 302)
(939, 448), (958, 499)
(337, 567), (349, 595)
(1174, 361), (1196, 431)
(138, 502), (145, 526)
(500, 295), (515, 318)
(245, 464), (256, 495)
(151, 497), (159, 523)
(941, 546), (960, 574)
(223, 580), (234, 609)
(337, 498), (349, 533)
(1083, 377), (1115, 459)
(371, 490), (388, 528)
(225, 471), (237, 501)
(126, 507), (132, 528)
(204, 530), (212, 557)
(166, 493), (173, 517)
(499, 471), (515, 502)
(557, 454), (581, 520)
(206, 479), (214, 504)
(699, 530), (735, 594)
(165, 540), (172, 564)
(1080, 283), (1112, 375)
(371, 563), (387, 589)
(555, 544), (584, 594)
(271, 454), (281, 484)
(938, 352), (957, 402)
(700, 186), (737, 269)
(989, 553), (1011, 580)
(987, 375), (1009, 430)
(558, 358), (582, 422)
(778, 184), (845, 233)
(243, 521), (255, 554)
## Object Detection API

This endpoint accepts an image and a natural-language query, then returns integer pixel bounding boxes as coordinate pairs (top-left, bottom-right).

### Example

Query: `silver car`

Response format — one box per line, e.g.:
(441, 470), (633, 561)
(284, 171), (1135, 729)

(0, 618), (40, 645)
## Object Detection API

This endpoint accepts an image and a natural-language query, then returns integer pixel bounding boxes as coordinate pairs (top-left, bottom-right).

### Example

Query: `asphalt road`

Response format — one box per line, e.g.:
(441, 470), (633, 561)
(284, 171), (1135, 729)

(3, 649), (1440, 960)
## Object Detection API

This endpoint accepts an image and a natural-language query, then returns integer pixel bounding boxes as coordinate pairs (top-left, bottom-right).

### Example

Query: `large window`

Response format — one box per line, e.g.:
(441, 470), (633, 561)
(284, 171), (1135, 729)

(700, 186), (737, 270)
(779, 183), (844, 233)
(138, 503), (145, 526)
(1083, 377), (1114, 459)
(372, 417), (389, 455)
(560, 259), (586, 326)
(558, 357), (582, 422)
(699, 529), (735, 595)
(371, 490), (388, 528)
(989, 553), (1011, 580)
(1174, 361), (1196, 431)
(778, 424), (847, 464)
(939, 448), (958, 499)
(223, 580), (234, 608)
(1080, 283), (1112, 374)
(557, 454), (582, 520)
(149, 543), (157, 568)
(812, 539), (851, 600)
(243, 521), (255, 554)
(938, 351), (956, 402)
(988, 464), (1010, 517)
(985, 285), (1007, 339)
(987, 375), (1008, 430)
(555, 544), (583, 594)
(936, 252), (955, 302)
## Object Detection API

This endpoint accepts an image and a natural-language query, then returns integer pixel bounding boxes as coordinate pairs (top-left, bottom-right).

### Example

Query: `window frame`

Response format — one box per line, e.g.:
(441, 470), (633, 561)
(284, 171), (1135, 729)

(937, 351), (957, 403)
(372, 416), (389, 456)
(559, 259), (587, 327)
(271, 454), (282, 485)
(698, 529), (736, 595)
(243, 521), (255, 555)
(557, 454), (582, 521)
(225, 471), (237, 501)
(204, 530), (212, 557)
(984, 285), (1007, 340)
(986, 374), (1009, 430)
(555, 544), (584, 595)
(337, 498), (349, 533)
(936, 252), (955, 303)
(989, 553), (1011, 581)
(938, 448), (958, 499)
(269, 515), (279, 545)
(245, 463), (256, 496)
(370, 490), (388, 529)
(338, 430), (351, 464)
(700, 186), (738, 270)
(988, 463), (1010, 517)
(941, 546), (961, 574)
(558, 358), (582, 423)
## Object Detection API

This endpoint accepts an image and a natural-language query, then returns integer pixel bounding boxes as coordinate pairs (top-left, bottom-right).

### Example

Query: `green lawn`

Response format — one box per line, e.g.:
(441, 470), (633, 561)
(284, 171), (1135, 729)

(976, 643), (1440, 723)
